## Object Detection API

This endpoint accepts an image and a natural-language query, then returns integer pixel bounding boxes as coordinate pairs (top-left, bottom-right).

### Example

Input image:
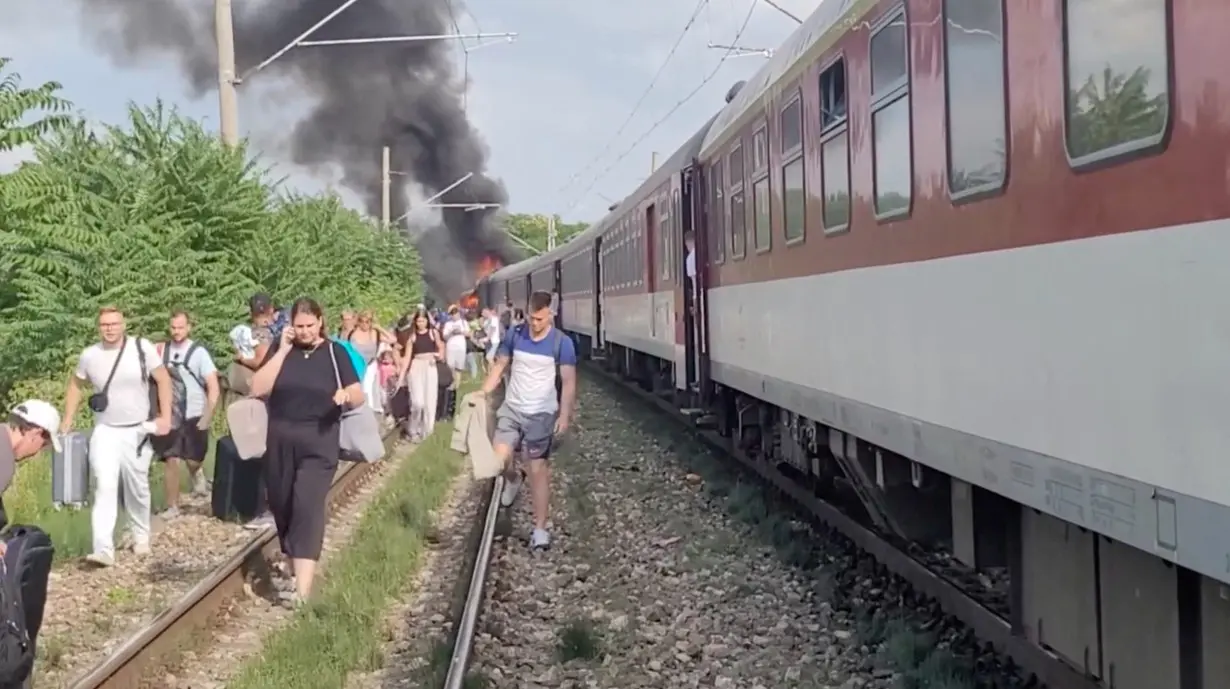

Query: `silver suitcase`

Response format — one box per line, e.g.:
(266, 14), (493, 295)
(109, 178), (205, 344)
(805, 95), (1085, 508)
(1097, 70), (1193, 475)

(52, 431), (90, 508)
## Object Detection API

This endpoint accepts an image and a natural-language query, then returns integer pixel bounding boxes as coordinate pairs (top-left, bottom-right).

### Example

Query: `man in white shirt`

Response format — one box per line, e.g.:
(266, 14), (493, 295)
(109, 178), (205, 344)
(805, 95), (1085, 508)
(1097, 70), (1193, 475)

(483, 307), (502, 363)
(61, 307), (172, 567)
(156, 311), (221, 519)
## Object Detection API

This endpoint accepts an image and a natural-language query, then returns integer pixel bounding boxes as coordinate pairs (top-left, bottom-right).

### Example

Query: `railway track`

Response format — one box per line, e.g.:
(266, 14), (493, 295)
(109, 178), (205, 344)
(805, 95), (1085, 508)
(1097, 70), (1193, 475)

(435, 476), (502, 689)
(581, 357), (1099, 689)
(65, 428), (402, 689)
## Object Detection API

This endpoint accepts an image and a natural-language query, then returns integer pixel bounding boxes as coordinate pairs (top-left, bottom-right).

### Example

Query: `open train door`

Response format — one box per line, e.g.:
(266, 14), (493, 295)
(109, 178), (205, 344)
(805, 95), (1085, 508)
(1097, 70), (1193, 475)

(676, 170), (695, 396)
(687, 160), (712, 409)
(593, 235), (604, 350)
(553, 258), (563, 330)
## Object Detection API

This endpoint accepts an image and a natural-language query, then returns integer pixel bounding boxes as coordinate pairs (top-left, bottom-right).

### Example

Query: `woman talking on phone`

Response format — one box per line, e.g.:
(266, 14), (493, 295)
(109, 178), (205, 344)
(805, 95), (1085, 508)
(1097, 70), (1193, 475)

(248, 298), (363, 606)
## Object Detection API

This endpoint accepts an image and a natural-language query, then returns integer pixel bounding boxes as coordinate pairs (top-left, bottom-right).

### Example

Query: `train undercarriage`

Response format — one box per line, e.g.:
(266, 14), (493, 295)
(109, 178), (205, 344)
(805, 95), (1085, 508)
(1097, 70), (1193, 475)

(581, 338), (1230, 689)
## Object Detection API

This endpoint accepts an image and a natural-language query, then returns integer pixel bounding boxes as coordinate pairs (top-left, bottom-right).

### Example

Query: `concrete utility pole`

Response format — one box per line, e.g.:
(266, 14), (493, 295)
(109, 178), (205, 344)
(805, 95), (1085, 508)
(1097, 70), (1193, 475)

(547, 214), (556, 251)
(381, 146), (391, 229)
(215, 0), (240, 147)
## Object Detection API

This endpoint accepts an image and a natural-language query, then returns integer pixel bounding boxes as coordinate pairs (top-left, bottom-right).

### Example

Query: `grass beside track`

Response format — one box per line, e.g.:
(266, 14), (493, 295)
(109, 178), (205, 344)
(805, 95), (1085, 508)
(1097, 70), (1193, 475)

(4, 374), (227, 563)
(227, 417), (465, 689)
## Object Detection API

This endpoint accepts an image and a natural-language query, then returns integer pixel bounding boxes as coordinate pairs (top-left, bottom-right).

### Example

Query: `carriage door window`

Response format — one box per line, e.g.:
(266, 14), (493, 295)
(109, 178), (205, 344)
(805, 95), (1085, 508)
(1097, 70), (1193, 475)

(711, 163), (725, 264)
(728, 144), (746, 259)
(870, 9), (911, 218)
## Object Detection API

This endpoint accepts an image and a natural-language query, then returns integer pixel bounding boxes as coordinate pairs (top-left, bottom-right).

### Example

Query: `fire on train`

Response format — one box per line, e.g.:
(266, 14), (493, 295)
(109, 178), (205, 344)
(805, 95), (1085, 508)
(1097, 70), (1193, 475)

(477, 1), (1230, 687)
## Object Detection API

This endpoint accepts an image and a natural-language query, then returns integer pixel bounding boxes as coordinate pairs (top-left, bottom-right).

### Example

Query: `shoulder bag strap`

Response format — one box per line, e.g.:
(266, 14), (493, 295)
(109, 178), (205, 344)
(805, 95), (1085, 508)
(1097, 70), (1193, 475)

(100, 336), (129, 396)
(328, 341), (342, 389)
(183, 343), (206, 387)
(136, 337), (149, 380)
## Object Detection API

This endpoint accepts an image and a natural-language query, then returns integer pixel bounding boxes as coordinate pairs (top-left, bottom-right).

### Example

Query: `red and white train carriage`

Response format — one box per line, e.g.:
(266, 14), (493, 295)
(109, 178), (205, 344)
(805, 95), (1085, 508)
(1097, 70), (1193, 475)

(480, 1), (1230, 686)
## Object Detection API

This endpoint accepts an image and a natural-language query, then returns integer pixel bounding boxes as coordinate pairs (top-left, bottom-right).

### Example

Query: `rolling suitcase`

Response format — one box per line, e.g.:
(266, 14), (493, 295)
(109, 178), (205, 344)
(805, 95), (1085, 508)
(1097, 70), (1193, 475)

(51, 432), (89, 509)
(210, 436), (263, 523)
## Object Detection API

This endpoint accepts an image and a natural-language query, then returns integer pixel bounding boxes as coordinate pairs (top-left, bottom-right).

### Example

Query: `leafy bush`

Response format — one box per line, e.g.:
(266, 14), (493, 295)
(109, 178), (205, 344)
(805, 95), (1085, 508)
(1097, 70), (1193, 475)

(0, 59), (422, 549)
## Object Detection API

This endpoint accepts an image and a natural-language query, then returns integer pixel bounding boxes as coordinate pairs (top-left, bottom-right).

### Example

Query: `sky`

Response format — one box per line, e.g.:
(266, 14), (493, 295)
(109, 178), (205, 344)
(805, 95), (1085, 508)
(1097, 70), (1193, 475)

(0, 0), (822, 224)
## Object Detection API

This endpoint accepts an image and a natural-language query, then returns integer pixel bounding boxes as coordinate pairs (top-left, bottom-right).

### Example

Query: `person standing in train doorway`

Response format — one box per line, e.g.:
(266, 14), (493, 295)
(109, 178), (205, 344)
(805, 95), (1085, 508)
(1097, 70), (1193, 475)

(478, 290), (577, 550)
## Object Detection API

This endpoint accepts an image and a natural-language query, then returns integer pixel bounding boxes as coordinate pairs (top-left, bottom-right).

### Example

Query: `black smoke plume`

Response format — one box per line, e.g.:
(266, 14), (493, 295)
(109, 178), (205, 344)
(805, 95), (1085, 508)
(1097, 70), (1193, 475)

(73, 0), (520, 299)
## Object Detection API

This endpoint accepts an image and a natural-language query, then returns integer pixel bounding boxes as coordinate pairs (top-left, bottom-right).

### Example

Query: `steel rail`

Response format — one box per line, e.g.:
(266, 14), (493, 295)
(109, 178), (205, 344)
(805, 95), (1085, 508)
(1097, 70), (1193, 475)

(68, 428), (400, 689)
(583, 360), (1101, 689)
(441, 475), (504, 689)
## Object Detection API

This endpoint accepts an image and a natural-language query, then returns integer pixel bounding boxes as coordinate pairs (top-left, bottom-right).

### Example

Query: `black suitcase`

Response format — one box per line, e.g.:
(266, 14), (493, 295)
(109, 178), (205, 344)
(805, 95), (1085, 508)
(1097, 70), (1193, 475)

(211, 436), (263, 523)
(1, 525), (53, 686)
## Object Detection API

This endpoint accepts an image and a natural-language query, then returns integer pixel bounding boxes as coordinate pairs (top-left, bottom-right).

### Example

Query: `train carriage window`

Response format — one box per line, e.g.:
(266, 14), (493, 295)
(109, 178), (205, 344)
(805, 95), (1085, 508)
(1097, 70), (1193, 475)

(728, 144), (746, 260)
(944, 0), (1006, 198)
(664, 204), (674, 282)
(752, 177), (771, 252)
(671, 188), (681, 280)
(1064, 0), (1169, 163)
(870, 9), (912, 218)
(781, 92), (805, 243)
(711, 163), (725, 264)
(752, 127), (768, 174)
(819, 59), (851, 234)
(751, 124), (770, 253)
(730, 191), (746, 259)
(820, 59), (848, 130)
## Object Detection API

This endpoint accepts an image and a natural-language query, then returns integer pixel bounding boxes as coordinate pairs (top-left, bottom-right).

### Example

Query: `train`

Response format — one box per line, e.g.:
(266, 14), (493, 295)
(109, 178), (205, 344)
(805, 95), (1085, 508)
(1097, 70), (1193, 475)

(477, 1), (1230, 687)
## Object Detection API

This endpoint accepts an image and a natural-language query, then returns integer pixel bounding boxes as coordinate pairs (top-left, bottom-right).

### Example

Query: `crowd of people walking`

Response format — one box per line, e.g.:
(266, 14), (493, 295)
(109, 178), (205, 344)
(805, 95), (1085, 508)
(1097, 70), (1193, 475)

(0, 290), (555, 685)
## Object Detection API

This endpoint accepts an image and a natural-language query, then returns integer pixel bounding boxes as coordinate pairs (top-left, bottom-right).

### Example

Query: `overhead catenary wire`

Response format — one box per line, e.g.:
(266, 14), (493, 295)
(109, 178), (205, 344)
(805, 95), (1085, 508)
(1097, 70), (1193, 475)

(560, 0), (759, 216)
(556, 0), (712, 199)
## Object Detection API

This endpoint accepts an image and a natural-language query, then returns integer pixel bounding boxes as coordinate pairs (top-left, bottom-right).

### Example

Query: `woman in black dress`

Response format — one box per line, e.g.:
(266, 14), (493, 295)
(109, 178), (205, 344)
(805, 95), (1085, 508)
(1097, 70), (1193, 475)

(249, 298), (363, 605)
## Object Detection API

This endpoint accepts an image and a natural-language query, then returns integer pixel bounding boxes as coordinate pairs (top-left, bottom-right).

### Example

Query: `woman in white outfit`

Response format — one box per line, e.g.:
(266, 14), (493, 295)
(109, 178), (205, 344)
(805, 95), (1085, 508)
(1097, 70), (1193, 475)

(396, 309), (443, 442)
(441, 306), (469, 386)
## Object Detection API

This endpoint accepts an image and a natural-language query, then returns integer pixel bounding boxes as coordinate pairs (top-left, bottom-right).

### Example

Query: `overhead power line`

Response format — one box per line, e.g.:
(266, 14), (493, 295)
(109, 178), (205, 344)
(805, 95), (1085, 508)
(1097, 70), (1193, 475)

(560, 0), (758, 216)
(556, 0), (711, 199)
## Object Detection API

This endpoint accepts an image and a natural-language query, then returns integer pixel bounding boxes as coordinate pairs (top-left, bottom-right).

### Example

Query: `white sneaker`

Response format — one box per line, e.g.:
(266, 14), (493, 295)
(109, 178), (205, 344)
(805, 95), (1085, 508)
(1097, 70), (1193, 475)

(244, 513), (275, 531)
(85, 552), (115, 568)
(132, 541), (151, 556)
(500, 471), (524, 507)
(159, 506), (180, 521)
(530, 528), (551, 550)
(191, 473), (210, 496)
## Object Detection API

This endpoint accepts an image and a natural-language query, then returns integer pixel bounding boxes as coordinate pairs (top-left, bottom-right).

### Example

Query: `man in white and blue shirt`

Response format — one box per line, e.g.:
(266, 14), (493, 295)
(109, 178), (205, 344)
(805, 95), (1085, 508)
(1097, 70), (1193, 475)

(479, 290), (577, 550)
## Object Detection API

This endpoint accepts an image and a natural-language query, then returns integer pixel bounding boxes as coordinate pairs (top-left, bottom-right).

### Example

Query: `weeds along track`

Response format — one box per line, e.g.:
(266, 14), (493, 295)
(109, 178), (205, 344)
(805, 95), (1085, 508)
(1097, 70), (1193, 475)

(581, 364), (1099, 689)
(344, 461), (501, 689)
(57, 428), (402, 689)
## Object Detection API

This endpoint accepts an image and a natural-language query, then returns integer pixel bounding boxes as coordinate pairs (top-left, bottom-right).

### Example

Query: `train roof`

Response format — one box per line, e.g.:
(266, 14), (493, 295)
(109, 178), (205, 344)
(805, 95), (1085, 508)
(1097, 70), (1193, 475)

(598, 114), (718, 229)
(699, 0), (875, 159)
(486, 114), (719, 284)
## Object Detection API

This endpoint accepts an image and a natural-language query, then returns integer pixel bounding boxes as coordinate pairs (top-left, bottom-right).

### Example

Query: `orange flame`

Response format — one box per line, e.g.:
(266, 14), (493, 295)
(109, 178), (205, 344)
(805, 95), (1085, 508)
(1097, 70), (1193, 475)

(460, 255), (503, 310)
(475, 255), (501, 280)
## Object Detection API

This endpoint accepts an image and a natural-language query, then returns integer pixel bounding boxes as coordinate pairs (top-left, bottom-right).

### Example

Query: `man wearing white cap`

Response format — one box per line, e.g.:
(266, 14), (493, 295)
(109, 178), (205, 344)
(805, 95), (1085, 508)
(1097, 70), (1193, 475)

(0, 400), (59, 686)
(1, 400), (61, 493)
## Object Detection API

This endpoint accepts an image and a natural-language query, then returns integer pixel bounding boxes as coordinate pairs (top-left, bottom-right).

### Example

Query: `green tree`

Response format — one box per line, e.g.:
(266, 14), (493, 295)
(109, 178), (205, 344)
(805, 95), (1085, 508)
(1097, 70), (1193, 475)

(503, 213), (587, 254)
(0, 99), (421, 399)
(0, 57), (72, 152)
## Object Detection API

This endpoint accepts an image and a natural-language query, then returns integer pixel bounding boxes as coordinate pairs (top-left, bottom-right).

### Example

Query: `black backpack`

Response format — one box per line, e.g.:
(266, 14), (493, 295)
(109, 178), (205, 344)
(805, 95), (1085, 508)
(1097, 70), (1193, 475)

(0, 555), (33, 687)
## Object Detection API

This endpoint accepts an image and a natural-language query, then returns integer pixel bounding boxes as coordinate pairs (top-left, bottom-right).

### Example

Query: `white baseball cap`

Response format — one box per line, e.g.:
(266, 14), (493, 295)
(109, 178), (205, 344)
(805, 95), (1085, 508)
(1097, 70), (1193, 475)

(11, 400), (62, 452)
